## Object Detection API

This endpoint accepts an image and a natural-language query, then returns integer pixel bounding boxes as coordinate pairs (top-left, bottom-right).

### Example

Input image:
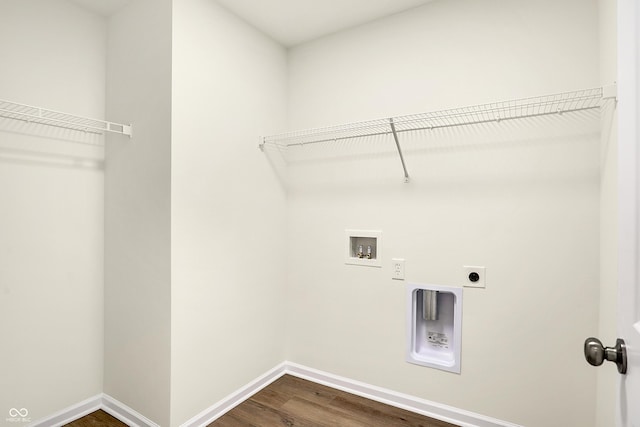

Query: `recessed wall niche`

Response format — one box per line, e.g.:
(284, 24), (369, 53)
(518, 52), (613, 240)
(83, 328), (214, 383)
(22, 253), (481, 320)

(345, 229), (382, 267)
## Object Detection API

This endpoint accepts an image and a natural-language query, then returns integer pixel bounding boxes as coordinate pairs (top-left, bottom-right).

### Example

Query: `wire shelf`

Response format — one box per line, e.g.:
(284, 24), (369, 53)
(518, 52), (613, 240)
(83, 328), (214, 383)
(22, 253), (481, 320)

(261, 87), (607, 149)
(260, 86), (614, 183)
(0, 98), (132, 136)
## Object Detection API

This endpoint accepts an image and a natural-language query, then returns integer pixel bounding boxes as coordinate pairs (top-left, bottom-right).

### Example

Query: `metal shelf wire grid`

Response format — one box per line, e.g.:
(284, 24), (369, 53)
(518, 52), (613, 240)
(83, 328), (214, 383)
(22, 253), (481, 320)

(0, 98), (132, 136)
(261, 87), (605, 149)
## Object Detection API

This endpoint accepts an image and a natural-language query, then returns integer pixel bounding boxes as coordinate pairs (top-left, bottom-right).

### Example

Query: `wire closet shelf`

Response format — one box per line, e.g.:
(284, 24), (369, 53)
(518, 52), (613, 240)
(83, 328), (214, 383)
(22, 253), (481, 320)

(259, 86), (614, 183)
(261, 87), (609, 149)
(0, 98), (132, 136)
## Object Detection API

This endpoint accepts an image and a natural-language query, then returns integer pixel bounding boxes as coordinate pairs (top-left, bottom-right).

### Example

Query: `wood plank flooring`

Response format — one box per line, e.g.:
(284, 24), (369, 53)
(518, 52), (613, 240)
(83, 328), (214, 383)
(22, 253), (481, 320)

(63, 376), (459, 427)
(64, 410), (127, 427)
(210, 375), (459, 427)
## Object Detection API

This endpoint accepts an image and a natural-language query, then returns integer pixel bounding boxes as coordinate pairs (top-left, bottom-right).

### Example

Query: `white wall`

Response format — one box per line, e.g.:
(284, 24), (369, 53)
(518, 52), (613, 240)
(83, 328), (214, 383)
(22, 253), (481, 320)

(104, 0), (173, 425)
(596, 0), (618, 426)
(0, 0), (105, 422)
(285, 1), (601, 426)
(0, 1), (613, 425)
(170, 0), (288, 424)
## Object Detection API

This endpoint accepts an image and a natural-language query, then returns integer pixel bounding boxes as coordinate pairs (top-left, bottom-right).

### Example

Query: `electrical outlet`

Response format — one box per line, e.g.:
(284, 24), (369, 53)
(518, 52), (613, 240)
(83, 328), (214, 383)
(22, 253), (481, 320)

(392, 258), (405, 280)
(463, 266), (485, 288)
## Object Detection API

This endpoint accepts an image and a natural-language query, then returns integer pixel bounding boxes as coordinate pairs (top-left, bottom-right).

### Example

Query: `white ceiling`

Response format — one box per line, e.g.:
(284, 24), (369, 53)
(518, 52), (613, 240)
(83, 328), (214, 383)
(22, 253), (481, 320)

(215, 0), (434, 47)
(69, 0), (434, 47)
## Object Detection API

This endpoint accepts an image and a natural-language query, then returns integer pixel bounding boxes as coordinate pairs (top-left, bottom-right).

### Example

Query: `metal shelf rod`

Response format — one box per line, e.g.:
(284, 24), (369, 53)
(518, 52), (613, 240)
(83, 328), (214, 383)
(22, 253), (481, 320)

(259, 85), (615, 183)
(0, 99), (132, 137)
(262, 102), (602, 148)
(0, 112), (104, 135)
(389, 118), (410, 183)
(261, 86), (610, 149)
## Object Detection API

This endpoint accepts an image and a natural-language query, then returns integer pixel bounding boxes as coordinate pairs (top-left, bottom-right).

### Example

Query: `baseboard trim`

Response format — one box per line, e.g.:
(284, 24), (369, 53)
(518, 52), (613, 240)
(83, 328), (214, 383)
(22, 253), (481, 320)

(101, 394), (160, 427)
(179, 361), (288, 427)
(29, 393), (160, 427)
(181, 361), (521, 427)
(285, 362), (522, 427)
(29, 394), (102, 427)
(34, 362), (521, 427)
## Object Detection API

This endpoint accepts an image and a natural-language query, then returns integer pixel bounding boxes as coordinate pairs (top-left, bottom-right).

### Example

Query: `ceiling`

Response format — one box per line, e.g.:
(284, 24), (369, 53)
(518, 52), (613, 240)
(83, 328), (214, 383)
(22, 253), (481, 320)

(69, 0), (434, 47)
(214, 0), (435, 47)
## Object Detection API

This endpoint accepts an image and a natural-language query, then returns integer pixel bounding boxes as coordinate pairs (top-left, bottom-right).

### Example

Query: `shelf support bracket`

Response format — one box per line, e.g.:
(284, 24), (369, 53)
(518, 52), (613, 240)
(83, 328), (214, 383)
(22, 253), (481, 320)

(389, 118), (410, 183)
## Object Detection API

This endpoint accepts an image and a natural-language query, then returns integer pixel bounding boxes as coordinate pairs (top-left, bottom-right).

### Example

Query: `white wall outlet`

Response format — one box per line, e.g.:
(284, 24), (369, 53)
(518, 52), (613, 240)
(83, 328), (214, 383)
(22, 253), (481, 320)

(392, 258), (405, 280)
(463, 266), (485, 288)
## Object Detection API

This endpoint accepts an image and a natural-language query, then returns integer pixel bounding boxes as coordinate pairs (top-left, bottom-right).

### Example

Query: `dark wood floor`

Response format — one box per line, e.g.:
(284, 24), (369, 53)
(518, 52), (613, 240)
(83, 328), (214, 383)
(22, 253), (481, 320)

(210, 375), (459, 427)
(65, 409), (127, 427)
(64, 375), (459, 427)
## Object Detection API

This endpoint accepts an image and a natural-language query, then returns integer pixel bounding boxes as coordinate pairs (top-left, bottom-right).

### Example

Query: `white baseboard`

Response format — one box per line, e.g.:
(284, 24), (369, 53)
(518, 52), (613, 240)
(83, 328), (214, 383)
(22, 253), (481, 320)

(101, 394), (160, 427)
(28, 394), (159, 427)
(180, 361), (522, 427)
(33, 362), (521, 427)
(285, 362), (522, 427)
(29, 394), (102, 427)
(179, 361), (288, 427)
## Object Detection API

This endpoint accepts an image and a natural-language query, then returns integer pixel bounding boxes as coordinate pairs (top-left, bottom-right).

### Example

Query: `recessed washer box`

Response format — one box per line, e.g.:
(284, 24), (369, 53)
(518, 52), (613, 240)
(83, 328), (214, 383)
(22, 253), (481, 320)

(406, 283), (463, 374)
(345, 230), (382, 267)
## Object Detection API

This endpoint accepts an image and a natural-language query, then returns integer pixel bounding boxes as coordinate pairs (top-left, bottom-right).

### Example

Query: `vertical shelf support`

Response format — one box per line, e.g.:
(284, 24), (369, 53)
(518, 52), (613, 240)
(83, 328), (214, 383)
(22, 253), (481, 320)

(389, 118), (410, 183)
